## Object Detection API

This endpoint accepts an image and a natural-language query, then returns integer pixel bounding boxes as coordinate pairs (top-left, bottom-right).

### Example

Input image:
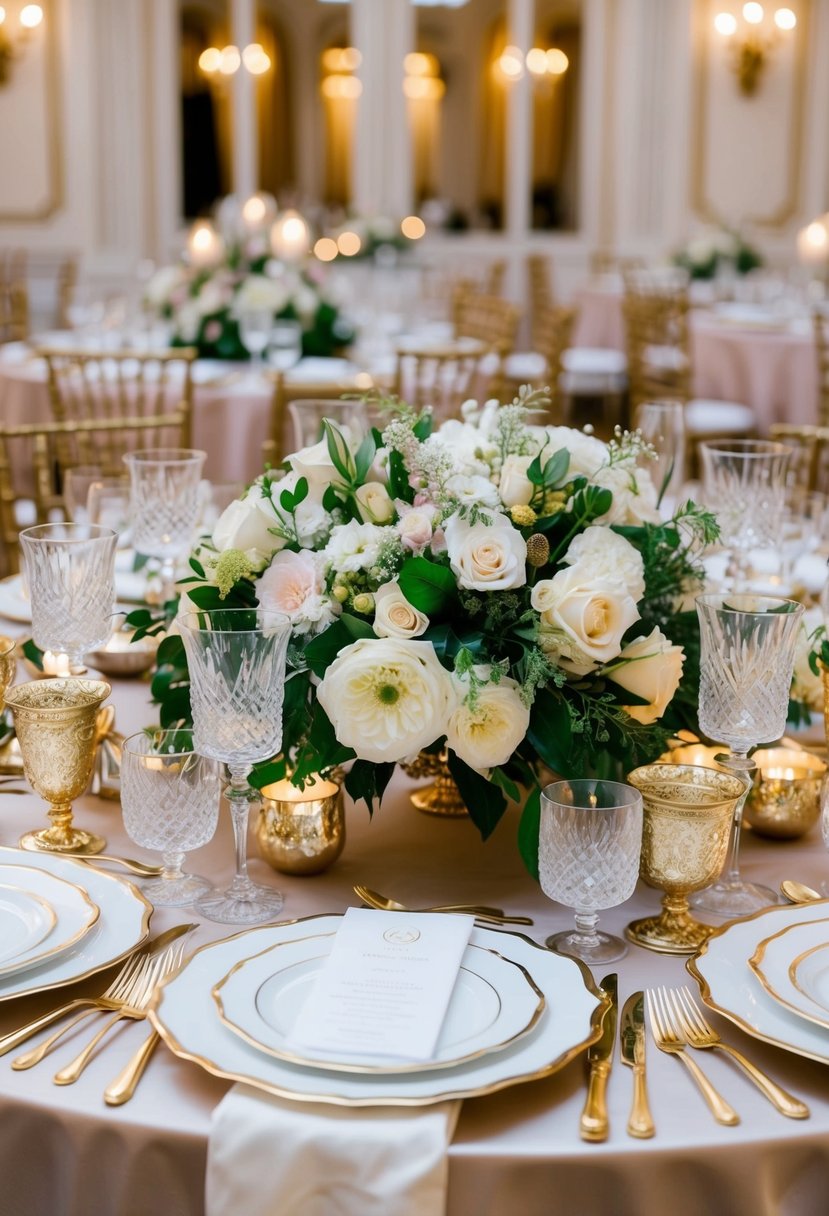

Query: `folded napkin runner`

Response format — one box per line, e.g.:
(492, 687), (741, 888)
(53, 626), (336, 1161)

(206, 1084), (461, 1216)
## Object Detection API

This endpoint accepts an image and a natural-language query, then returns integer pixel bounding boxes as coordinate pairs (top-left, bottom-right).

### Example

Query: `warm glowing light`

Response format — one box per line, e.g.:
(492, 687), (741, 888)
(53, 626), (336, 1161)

(321, 46), (362, 72)
(336, 231), (362, 257)
(219, 45), (241, 75)
(403, 75), (445, 100)
(401, 215), (426, 240)
(321, 73), (363, 99)
(241, 194), (276, 230)
(199, 46), (221, 72)
(714, 11), (738, 34)
(314, 237), (339, 262)
(525, 47), (548, 74)
(187, 221), (223, 268)
(19, 4), (43, 28)
(242, 42), (271, 74)
(271, 211), (311, 261)
(0, 8), (7, 23)
(354, 373), (374, 390)
(546, 48), (569, 74)
(774, 7), (796, 29)
(497, 46), (525, 80)
(404, 51), (439, 76)
(742, 2), (764, 23)
(797, 218), (829, 266)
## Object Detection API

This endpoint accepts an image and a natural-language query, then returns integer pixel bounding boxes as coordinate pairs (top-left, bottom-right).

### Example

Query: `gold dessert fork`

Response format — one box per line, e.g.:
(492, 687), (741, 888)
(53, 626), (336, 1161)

(672, 986), (809, 1119)
(353, 885), (534, 926)
(646, 987), (740, 1126)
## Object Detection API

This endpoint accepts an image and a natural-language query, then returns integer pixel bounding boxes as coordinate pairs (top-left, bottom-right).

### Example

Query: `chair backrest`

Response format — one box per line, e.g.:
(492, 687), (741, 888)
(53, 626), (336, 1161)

(56, 256), (78, 331)
(814, 312), (829, 429)
(590, 251), (647, 277)
(393, 340), (492, 421)
(769, 423), (829, 493)
(0, 249), (28, 343)
(622, 285), (692, 414)
(532, 305), (577, 422)
(527, 254), (554, 348)
(0, 412), (189, 575)
(454, 291), (522, 355)
(39, 347), (196, 469)
(264, 372), (377, 466)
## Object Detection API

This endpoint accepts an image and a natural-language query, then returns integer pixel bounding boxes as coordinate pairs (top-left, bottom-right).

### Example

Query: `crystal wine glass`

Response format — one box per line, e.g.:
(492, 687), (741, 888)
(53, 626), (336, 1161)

(267, 319), (303, 372)
(19, 523), (117, 672)
(121, 729), (221, 906)
(123, 448), (206, 602)
(238, 308), (273, 371)
(693, 592), (804, 915)
(633, 400), (685, 514)
(539, 778), (644, 964)
(288, 397), (369, 451)
(178, 607), (292, 924)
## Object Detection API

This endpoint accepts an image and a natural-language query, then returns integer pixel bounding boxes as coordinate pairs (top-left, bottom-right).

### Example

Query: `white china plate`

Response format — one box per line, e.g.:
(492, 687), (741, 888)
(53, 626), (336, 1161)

(750, 917), (829, 1030)
(689, 900), (829, 1063)
(0, 846), (151, 1001)
(0, 575), (31, 623)
(152, 913), (605, 1107)
(213, 932), (545, 1073)
(0, 884), (55, 965)
(0, 865), (99, 979)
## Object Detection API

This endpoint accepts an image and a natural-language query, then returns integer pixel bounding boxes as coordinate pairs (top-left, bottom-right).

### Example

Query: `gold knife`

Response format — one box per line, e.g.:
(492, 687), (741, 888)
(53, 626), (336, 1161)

(620, 991), (655, 1138)
(579, 972), (617, 1142)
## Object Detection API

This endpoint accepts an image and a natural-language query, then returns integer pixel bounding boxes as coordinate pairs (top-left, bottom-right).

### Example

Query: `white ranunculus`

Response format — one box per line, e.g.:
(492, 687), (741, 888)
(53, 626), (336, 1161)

(592, 463), (661, 526)
(355, 481), (395, 524)
(444, 513), (527, 592)
(562, 526), (646, 602)
(373, 581), (429, 639)
(232, 274), (289, 316)
(447, 672), (530, 772)
(323, 519), (393, 575)
(532, 561), (641, 672)
(316, 638), (456, 763)
(545, 427), (608, 479)
(605, 627), (685, 725)
(445, 473), (502, 509)
(212, 489), (285, 561)
(257, 549), (338, 636)
(498, 454), (534, 508)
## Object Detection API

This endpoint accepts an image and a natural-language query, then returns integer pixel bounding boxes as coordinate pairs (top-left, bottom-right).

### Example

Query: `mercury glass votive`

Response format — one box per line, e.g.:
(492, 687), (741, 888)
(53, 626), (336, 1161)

(743, 748), (827, 839)
(257, 774), (345, 875)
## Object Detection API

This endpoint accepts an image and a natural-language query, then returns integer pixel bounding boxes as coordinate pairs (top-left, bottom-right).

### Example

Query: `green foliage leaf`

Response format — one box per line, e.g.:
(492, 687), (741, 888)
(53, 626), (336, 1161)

(345, 759), (396, 814)
(354, 433), (378, 483)
(527, 688), (572, 775)
(387, 450), (413, 502)
(445, 751), (507, 840)
(398, 557), (457, 616)
(323, 419), (357, 484)
(304, 615), (375, 677)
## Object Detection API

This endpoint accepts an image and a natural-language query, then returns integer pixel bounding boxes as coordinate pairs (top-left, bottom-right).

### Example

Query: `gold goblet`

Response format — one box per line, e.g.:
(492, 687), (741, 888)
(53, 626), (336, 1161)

(5, 677), (111, 856)
(0, 635), (16, 702)
(625, 764), (747, 954)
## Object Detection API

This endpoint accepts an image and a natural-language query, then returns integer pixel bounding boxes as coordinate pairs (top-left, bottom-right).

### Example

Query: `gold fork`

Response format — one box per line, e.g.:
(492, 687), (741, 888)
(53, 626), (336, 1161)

(353, 885), (534, 926)
(646, 987), (740, 1126)
(53, 942), (188, 1086)
(673, 986), (809, 1119)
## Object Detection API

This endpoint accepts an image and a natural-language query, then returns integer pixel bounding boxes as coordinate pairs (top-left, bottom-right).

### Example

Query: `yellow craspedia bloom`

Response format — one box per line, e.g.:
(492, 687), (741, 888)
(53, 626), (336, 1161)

(510, 504), (537, 527)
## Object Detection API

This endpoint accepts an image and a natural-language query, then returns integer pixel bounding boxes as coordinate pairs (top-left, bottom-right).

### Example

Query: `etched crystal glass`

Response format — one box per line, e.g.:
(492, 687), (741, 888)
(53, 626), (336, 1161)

(539, 779), (644, 964)
(121, 729), (221, 905)
(19, 523), (117, 670)
(123, 448), (206, 601)
(693, 592), (804, 915)
(178, 607), (292, 924)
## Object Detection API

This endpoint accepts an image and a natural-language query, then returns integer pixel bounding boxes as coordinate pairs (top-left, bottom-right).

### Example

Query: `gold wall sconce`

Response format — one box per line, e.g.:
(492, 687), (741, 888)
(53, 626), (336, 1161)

(0, 4), (44, 87)
(713, 4), (797, 95)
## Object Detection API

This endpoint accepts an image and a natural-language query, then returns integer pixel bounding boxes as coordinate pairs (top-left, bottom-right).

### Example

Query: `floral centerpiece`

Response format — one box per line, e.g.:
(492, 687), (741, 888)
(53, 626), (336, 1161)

(144, 247), (354, 360)
(673, 226), (763, 280)
(131, 390), (717, 875)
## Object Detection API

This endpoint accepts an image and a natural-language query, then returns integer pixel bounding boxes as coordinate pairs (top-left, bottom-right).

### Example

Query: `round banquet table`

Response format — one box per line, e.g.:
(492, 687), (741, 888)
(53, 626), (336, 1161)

(1, 669), (829, 1216)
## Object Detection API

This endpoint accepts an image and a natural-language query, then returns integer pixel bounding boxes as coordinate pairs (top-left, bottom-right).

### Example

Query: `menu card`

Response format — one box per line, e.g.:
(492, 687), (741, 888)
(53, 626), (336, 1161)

(287, 907), (474, 1062)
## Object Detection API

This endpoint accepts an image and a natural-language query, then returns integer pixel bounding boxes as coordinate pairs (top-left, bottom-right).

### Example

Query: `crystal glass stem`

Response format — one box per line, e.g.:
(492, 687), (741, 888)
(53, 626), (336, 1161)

(225, 764), (260, 902)
(715, 750), (754, 886)
(573, 909), (601, 950)
(160, 849), (186, 884)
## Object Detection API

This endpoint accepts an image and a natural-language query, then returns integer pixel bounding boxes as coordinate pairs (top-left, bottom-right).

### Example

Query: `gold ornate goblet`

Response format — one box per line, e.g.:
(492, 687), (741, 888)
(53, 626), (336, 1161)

(5, 677), (111, 856)
(624, 764), (747, 954)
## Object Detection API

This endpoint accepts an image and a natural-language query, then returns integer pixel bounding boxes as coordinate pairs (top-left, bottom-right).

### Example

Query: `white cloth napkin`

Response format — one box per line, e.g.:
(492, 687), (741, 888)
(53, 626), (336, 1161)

(206, 1084), (461, 1216)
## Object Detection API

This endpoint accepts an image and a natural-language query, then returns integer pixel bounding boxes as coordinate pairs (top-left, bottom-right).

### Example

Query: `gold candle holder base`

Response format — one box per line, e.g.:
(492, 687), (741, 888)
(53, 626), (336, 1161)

(400, 750), (469, 818)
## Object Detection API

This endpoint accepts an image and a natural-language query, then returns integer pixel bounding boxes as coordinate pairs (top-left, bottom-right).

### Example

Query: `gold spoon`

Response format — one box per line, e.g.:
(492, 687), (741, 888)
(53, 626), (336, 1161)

(353, 885), (534, 926)
(56, 852), (163, 878)
(780, 880), (823, 904)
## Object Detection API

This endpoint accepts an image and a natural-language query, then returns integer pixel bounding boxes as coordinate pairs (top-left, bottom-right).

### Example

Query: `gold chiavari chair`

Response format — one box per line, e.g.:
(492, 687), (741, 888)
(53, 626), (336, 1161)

(56, 255), (78, 332)
(38, 347), (196, 471)
(263, 372), (382, 467)
(484, 259), (507, 295)
(393, 338), (491, 420)
(0, 249), (29, 343)
(501, 305), (576, 423)
(527, 254), (555, 349)
(815, 311), (829, 429)
(769, 423), (829, 494)
(590, 251), (647, 277)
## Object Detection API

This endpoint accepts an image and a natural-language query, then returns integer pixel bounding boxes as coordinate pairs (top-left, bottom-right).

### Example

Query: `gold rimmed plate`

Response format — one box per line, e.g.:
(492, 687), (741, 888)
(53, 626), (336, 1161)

(688, 899), (829, 1064)
(0, 884), (56, 965)
(0, 866), (98, 979)
(150, 913), (606, 1107)
(748, 916), (829, 1031)
(212, 931), (545, 1074)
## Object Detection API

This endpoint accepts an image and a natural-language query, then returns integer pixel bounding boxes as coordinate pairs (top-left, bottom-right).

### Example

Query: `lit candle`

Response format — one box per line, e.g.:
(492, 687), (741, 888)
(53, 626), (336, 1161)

(41, 651), (72, 677)
(261, 776), (340, 803)
(242, 193), (276, 234)
(796, 218), (829, 267)
(186, 221), (224, 269)
(270, 211), (311, 262)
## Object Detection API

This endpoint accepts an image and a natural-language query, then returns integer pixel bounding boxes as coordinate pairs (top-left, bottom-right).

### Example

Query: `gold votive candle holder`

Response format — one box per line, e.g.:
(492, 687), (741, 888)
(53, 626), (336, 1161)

(256, 774), (345, 875)
(743, 747), (827, 839)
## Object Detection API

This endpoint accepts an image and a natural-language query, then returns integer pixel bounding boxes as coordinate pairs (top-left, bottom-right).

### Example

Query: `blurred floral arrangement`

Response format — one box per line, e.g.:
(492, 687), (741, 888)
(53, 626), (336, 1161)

(130, 390), (717, 874)
(673, 226), (763, 280)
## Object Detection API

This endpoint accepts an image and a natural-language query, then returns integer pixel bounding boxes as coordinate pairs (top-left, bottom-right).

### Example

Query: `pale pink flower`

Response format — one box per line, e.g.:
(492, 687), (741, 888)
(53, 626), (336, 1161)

(257, 550), (339, 635)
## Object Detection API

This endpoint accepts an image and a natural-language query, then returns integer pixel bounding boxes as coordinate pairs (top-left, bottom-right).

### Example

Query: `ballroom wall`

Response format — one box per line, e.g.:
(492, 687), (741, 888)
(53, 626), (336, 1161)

(0, 0), (828, 302)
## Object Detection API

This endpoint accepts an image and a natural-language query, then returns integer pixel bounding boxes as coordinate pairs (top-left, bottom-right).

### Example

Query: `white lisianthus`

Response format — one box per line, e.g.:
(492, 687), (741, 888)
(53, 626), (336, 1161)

(257, 550), (339, 636)
(212, 488), (285, 564)
(592, 463), (661, 526)
(373, 581), (429, 639)
(532, 561), (641, 672)
(324, 520), (394, 575)
(355, 481), (395, 524)
(447, 671), (530, 772)
(498, 455), (534, 508)
(562, 526), (646, 602)
(232, 273), (289, 315)
(605, 627), (685, 724)
(444, 473), (502, 509)
(545, 427), (608, 478)
(444, 513), (527, 592)
(316, 638), (456, 763)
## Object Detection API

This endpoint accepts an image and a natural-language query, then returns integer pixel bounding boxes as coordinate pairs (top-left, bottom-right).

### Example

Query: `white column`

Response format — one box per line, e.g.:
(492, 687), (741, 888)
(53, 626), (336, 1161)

(505, 0), (533, 239)
(230, 0), (257, 197)
(149, 0), (182, 261)
(352, 0), (413, 216)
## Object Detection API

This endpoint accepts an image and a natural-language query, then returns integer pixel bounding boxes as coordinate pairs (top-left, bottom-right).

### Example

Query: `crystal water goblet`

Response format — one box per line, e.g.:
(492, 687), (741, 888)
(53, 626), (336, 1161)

(19, 523), (117, 672)
(692, 592), (804, 915)
(86, 475), (133, 545)
(121, 729), (221, 906)
(123, 448), (206, 602)
(288, 397), (369, 451)
(178, 607), (292, 924)
(63, 465), (105, 524)
(633, 400), (685, 513)
(267, 319), (303, 371)
(238, 308), (273, 371)
(699, 439), (791, 591)
(539, 778), (644, 964)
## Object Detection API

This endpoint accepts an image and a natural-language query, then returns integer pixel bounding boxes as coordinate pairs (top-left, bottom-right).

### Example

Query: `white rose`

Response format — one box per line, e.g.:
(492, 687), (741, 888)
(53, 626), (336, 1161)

(532, 561), (641, 671)
(212, 490), (285, 560)
(257, 549), (339, 636)
(444, 513), (527, 592)
(562, 526), (646, 602)
(592, 463), (661, 526)
(498, 455), (534, 508)
(287, 436), (342, 488)
(605, 627), (685, 725)
(373, 581), (429, 639)
(446, 673), (530, 772)
(316, 638), (456, 763)
(397, 505), (436, 553)
(355, 482), (395, 524)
